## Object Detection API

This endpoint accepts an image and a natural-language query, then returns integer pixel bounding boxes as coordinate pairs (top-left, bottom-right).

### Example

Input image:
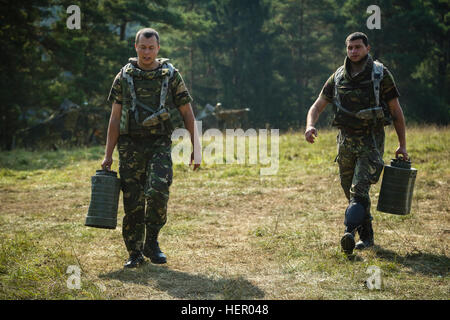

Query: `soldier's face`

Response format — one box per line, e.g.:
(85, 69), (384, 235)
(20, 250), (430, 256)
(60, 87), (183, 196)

(346, 39), (370, 63)
(135, 35), (160, 69)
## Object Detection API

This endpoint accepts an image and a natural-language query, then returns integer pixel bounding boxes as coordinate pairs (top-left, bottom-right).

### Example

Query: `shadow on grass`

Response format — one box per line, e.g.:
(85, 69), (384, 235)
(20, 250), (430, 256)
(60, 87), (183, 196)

(99, 263), (265, 300)
(373, 246), (449, 276)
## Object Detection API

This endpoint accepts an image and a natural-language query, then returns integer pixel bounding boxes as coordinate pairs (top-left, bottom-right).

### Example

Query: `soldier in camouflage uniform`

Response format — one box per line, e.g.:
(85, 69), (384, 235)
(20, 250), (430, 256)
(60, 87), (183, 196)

(102, 28), (200, 268)
(304, 32), (408, 255)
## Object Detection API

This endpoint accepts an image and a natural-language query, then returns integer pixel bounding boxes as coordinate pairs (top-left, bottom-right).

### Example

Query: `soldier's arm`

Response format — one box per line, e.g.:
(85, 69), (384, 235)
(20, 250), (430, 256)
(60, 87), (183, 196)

(305, 96), (330, 143)
(178, 103), (201, 170)
(102, 102), (122, 170)
(387, 98), (408, 160)
(305, 74), (334, 143)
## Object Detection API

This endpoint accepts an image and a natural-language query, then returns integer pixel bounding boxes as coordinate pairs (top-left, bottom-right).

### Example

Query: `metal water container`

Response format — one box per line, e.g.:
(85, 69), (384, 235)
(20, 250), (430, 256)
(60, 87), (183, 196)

(85, 170), (121, 229)
(377, 158), (417, 215)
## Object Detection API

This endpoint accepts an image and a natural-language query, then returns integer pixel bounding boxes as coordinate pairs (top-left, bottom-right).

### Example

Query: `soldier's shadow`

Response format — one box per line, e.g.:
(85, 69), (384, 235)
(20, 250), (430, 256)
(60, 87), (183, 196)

(99, 263), (265, 299)
(371, 245), (449, 276)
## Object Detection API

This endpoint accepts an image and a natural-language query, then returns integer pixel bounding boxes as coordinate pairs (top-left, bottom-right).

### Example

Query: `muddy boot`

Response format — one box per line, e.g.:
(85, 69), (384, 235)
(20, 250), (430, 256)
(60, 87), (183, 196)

(355, 219), (374, 250)
(143, 226), (167, 264)
(124, 251), (145, 268)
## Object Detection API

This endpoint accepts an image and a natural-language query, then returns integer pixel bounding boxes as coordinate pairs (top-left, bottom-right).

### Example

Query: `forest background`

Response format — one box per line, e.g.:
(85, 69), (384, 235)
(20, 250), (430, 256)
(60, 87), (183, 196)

(0, 0), (448, 150)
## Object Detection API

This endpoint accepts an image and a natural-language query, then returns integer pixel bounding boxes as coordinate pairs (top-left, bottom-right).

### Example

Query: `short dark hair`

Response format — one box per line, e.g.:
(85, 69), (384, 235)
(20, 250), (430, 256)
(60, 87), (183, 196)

(345, 32), (368, 47)
(135, 28), (160, 45)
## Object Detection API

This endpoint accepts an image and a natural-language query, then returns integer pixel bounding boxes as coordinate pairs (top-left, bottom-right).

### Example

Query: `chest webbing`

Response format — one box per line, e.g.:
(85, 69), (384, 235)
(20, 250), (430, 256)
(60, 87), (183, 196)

(333, 60), (384, 120)
(121, 61), (175, 126)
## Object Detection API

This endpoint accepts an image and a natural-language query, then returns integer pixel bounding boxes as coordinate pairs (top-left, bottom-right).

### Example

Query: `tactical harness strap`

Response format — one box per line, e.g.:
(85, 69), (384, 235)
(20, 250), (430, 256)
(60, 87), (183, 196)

(333, 60), (384, 120)
(334, 60), (385, 151)
(121, 61), (175, 128)
(370, 61), (384, 150)
(372, 61), (383, 108)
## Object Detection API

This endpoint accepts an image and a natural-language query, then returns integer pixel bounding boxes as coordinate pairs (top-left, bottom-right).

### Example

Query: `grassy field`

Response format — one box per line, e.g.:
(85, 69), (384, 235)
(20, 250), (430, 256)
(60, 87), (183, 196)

(0, 125), (449, 300)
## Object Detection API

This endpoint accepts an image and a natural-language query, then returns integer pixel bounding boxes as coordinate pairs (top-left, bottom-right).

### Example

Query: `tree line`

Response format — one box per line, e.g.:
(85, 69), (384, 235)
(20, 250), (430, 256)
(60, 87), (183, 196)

(1, 0), (448, 150)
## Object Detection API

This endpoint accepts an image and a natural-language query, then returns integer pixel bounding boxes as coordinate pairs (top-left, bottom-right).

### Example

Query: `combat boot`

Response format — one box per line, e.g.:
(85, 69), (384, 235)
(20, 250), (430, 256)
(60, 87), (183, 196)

(340, 228), (356, 255)
(143, 226), (167, 264)
(355, 219), (374, 250)
(124, 251), (145, 268)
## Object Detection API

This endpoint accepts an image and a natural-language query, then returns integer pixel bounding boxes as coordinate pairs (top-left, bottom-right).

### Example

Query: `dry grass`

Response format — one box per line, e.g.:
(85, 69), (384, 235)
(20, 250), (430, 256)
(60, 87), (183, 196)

(0, 125), (449, 299)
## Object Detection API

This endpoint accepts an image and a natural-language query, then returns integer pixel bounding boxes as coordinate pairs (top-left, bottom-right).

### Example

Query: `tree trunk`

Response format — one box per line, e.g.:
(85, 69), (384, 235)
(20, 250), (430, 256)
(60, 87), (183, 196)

(120, 22), (127, 41)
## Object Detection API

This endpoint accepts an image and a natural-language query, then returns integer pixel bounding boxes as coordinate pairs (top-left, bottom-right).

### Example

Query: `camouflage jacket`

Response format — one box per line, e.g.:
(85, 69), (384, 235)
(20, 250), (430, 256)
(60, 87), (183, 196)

(320, 54), (400, 131)
(107, 57), (193, 136)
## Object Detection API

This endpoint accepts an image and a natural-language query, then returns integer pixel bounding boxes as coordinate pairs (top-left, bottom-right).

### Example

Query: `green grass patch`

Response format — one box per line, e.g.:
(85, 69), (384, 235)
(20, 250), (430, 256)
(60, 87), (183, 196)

(0, 126), (449, 300)
(0, 232), (105, 299)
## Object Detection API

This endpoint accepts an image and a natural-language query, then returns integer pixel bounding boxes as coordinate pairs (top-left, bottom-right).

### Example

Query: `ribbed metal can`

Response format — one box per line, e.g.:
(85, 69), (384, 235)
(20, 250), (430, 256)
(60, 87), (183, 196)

(377, 158), (417, 215)
(85, 170), (121, 229)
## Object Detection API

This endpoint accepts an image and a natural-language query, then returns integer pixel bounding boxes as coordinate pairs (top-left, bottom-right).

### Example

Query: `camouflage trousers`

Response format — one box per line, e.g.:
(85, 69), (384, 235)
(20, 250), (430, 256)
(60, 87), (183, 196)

(118, 134), (173, 254)
(336, 128), (385, 218)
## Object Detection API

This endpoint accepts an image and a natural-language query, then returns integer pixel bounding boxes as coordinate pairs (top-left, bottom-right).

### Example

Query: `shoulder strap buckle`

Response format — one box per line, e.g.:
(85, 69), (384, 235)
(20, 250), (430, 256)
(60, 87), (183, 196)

(372, 60), (384, 107)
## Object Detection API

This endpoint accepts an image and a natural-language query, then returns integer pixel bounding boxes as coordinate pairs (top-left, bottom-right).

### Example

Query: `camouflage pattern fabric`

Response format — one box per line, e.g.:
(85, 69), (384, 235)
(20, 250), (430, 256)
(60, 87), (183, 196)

(336, 127), (385, 218)
(117, 134), (173, 254)
(107, 57), (192, 256)
(107, 58), (193, 136)
(319, 54), (400, 130)
(318, 54), (400, 221)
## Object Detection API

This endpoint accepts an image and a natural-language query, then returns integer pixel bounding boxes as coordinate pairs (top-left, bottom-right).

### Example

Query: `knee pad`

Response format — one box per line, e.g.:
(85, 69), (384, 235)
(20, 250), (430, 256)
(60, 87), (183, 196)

(344, 201), (366, 232)
(352, 196), (368, 208)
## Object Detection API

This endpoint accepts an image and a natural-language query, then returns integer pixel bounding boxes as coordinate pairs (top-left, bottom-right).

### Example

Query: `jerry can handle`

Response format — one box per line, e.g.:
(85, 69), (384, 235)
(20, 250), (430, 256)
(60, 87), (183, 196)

(391, 156), (412, 169)
(95, 169), (118, 177)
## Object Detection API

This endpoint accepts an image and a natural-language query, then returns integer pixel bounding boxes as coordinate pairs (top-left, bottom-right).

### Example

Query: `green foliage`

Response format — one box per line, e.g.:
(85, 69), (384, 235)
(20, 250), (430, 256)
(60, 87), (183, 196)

(340, 0), (449, 124)
(1, 1), (449, 150)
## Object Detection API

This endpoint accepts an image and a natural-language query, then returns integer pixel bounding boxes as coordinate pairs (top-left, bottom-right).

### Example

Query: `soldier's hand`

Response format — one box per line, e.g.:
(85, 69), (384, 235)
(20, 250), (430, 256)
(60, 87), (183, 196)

(395, 146), (409, 160)
(190, 152), (201, 171)
(102, 156), (113, 171)
(305, 126), (318, 144)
